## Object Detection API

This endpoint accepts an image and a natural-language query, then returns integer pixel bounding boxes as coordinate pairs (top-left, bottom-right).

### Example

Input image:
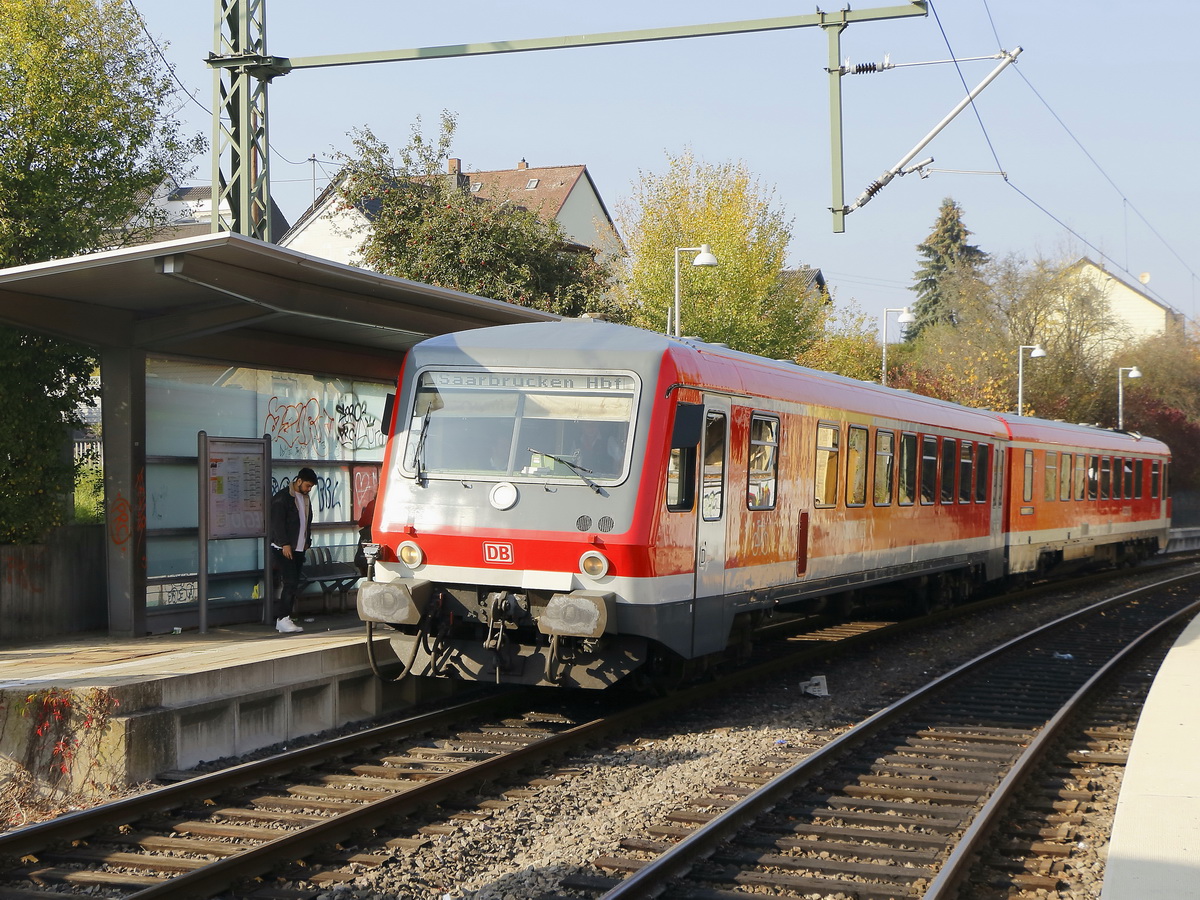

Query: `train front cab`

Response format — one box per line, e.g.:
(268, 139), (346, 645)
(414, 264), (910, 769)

(1002, 422), (1170, 577)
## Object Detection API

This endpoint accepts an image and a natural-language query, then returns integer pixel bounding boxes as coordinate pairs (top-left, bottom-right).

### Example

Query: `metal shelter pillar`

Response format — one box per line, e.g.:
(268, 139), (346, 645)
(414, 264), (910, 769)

(100, 345), (148, 637)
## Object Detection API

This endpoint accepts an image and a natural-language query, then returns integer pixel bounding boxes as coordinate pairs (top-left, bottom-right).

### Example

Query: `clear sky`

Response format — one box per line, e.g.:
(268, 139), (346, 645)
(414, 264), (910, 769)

(135, 1), (1200, 336)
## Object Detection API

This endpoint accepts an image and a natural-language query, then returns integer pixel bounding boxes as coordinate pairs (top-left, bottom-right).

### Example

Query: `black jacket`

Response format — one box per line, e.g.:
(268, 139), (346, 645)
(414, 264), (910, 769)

(270, 486), (313, 550)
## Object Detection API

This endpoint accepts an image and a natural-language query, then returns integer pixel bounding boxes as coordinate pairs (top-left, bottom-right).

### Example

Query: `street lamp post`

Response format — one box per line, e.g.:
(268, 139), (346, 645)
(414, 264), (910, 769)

(880, 306), (916, 385)
(1118, 365), (1141, 430)
(1016, 343), (1047, 416)
(672, 244), (719, 337)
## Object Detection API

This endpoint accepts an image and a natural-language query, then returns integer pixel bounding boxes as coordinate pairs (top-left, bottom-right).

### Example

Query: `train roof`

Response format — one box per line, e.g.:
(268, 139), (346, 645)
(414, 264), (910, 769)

(409, 319), (1169, 456)
(996, 413), (1170, 456)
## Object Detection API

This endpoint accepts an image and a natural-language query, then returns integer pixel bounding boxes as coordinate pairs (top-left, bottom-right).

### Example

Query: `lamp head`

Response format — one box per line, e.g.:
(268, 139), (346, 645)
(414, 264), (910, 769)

(1128, 365), (1142, 379)
(897, 307), (916, 324)
(1029, 344), (1047, 358)
(692, 244), (719, 267)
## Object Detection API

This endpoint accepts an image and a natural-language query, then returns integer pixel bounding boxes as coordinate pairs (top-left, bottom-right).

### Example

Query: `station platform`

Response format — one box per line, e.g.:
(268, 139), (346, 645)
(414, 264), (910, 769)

(0, 610), (418, 790)
(1102, 609), (1200, 898)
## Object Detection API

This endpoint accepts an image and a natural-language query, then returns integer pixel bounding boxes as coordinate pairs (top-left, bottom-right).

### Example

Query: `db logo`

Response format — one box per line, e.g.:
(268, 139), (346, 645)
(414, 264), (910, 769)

(483, 542), (515, 565)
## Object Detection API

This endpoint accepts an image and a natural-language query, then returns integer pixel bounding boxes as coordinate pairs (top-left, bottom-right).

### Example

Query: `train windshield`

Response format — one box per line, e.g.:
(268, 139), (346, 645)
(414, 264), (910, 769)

(403, 369), (638, 482)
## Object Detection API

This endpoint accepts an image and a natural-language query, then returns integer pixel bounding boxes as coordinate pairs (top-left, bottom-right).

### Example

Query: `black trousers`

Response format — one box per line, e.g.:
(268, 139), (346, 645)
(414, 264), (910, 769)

(272, 547), (307, 618)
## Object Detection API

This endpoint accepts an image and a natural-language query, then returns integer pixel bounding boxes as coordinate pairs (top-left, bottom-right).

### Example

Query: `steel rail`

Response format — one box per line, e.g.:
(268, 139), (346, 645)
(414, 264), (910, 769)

(922, 593), (1200, 898)
(1, 600), (926, 897)
(0, 691), (525, 857)
(601, 570), (1200, 898)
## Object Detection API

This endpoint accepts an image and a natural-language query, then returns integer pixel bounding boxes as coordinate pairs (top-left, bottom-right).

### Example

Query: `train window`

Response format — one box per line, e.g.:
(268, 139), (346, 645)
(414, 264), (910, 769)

(993, 447), (1004, 508)
(1044, 451), (1058, 502)
(1151, 460), (1161, 498)
(1087, 456), (1099, 500)
(1113, 458), (1123, 499)
(1099, 457), (1112, 500)
(1074, 453), (1087, 501)
(747, 415), (779, 510)
(899, 432), (918, 506)
(921, 436), (938, 504)
(1059, 453), (1072, 501)
(1023, 449), (1034, 502)
(874, 430), (895, 506)
(702, 412), (726, 521)
(975, 442), (990, 502)
(1135, 459), (1144, 499)
(959, 441), (973, 503)
(406, 368), (638, 483)
(815, 423), (840, 507)
(846, 426), (868, 506)
(667, 446), (696, 511)
(940, 439), (957, 503)
(1123, 459), (1134, 499)
(1165, 462), (1170, 498)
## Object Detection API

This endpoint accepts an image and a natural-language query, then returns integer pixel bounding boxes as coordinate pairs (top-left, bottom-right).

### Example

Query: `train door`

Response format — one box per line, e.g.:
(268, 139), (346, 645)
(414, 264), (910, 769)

(692, 397), (730, 654)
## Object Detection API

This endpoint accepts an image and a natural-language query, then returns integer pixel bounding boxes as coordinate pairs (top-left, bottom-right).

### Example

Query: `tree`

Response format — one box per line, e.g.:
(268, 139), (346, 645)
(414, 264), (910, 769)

(892, 254), (1123, 420)
(617, 150), (824, 358)
(907, 197), (989, 340)
(793, 300), (882, 382)
(0, 0), (202, 264)
(335, 115), (619, 318)
(0, 0), (201, 542)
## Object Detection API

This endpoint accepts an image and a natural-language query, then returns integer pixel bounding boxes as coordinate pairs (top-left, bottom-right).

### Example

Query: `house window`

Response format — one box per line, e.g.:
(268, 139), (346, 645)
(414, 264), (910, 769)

(470, 182), (482, 192)
(525, 178), (540, 189)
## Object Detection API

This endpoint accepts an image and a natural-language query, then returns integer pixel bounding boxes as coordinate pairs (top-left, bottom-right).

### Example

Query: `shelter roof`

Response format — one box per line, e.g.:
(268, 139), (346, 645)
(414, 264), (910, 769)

(0, 232), (558, 380)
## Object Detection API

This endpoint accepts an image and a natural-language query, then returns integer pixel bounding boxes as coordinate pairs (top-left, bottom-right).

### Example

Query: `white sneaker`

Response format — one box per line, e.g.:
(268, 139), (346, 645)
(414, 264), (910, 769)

(275, 616), (303, 634)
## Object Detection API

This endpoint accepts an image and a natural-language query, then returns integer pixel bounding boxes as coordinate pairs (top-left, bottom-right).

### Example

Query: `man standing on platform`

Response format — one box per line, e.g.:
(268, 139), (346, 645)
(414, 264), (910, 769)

(270, 466), (318, 634)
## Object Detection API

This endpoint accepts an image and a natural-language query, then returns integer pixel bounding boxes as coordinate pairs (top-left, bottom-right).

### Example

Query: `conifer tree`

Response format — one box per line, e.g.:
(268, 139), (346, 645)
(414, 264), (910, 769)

(907, 197), (989, 340)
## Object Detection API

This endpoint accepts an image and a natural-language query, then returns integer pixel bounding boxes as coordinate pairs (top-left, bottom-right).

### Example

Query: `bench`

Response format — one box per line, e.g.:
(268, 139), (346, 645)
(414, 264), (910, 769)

(270, 545), (362, 614)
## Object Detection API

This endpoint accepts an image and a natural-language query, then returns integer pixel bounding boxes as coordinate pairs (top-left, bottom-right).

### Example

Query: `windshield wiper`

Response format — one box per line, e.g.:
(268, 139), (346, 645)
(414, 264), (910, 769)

(527, 447), (602, 494)
(413, 410), (431, 486)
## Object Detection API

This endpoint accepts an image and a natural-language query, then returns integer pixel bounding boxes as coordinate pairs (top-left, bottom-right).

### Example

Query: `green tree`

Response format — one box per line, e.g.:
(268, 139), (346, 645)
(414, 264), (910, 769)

(793, 300), (881, 381)
(336, 115), (618, 318)
(617, 150), (824, 358)
(907, 197), (989, 340)
(0, 0), (201, 543)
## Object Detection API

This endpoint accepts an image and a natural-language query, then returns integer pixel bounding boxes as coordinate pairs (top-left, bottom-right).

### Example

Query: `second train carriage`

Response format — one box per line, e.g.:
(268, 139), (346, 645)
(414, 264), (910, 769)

(358, 318), (1171, 688)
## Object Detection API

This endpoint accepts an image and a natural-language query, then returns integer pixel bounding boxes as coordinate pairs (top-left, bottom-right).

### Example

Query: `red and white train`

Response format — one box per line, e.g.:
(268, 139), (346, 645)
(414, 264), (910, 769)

(358, 319), (1171, 688)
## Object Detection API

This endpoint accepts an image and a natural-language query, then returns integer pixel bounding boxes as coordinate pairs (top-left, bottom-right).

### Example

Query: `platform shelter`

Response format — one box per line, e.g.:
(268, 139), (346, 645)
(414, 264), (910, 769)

(0, 233), (557, 638)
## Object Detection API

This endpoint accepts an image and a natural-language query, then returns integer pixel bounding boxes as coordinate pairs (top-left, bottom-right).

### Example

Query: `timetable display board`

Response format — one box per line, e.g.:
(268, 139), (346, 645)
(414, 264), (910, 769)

(204, 437), (268, 538)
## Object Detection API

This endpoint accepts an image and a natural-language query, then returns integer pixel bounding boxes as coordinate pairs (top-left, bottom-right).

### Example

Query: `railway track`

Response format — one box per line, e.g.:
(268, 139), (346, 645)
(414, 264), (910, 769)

(0, 606), (926, 899)
(3, 567), (1195, 899)
(570, 571), (1200, 900)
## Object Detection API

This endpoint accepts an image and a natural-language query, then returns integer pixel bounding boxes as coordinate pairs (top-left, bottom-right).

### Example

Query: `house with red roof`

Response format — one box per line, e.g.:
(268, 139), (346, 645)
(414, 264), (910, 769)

(280, 158), (622, 267)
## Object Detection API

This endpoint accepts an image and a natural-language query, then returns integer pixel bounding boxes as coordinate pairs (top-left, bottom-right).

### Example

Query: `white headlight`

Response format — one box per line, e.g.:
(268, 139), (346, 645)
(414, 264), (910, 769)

(398, 541), (424, 567)
(579, 550), (609, 579)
